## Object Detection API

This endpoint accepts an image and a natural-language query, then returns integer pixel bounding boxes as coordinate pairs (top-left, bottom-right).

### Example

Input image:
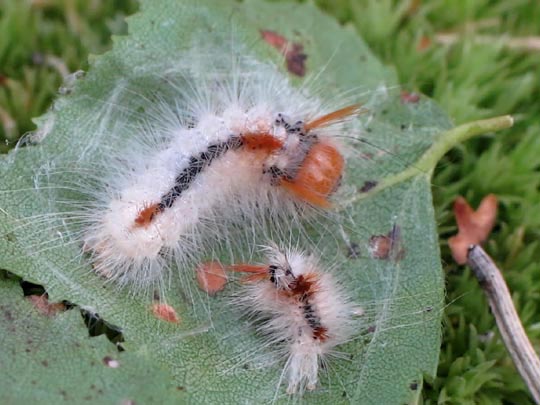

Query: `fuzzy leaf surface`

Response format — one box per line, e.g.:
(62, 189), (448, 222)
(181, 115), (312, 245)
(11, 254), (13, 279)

(0, 0), (451, 403)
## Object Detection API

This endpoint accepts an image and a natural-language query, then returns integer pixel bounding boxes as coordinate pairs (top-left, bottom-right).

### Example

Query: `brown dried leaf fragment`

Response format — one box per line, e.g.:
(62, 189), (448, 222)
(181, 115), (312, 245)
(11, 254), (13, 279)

(260, 30), (307, 76)
(448, 194), (498, 264)
(196, 261), (227, 295)
(417, 36), (432, 51)
(27, 294), (66, 317)
(151, 302), (180, 323)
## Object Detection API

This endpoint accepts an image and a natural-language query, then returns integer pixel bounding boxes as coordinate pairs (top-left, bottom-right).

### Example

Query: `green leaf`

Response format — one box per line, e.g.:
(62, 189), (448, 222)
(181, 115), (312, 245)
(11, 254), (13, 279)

(0, 276), (184, 403)
(0, 0), (512, 403)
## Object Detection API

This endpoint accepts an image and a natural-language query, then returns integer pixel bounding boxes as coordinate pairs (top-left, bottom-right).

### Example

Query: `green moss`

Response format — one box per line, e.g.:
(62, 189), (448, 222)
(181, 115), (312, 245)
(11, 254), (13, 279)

(0, 0), (137, 151)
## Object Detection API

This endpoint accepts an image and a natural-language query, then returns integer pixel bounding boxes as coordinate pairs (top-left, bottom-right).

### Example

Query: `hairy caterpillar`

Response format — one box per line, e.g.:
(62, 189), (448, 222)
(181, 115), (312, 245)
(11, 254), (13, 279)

(229, 244), (355, 394)
(84, 99), (358, 277)
(62, 45), (367, 293)
(4, 35), (405, 305)
(3, 9), (402, 303)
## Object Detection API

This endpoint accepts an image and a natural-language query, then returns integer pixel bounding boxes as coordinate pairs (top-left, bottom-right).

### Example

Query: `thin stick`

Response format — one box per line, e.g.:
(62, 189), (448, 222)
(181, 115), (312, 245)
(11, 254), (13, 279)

(467, 245), (540, 404)
(435, 33), (540, 52)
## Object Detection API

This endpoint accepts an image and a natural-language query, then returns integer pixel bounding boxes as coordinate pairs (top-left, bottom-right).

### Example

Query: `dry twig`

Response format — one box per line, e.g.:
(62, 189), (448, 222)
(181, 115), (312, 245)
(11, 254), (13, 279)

(435, 33), (540, 52)
(467, 245), (540, 404)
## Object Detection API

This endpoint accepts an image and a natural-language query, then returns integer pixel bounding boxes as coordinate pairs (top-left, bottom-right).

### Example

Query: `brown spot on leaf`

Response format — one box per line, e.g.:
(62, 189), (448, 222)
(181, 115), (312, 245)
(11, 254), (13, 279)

(0, 75), (7, 86)
(369, 235), (392, 259)
(360, 180), (377, 192)
(400, 91), (420, 104)
(410, 381), (419, 390)
(151, 302), (180, 323)
(369, 224), (405, 261)
(260, 30), (307, 76)
(196, 261), (227, 295)
(286, 47), (307, 77)
(448, 194), (498, 264)
(261, 30), (287, 48)
(27, 294), (66, 317)
(41, 360), (48, 367)
(2, 307), (14, 322)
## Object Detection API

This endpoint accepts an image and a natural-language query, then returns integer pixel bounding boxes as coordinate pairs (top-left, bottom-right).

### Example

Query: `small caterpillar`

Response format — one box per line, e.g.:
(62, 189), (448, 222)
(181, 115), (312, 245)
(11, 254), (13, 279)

(230, 244), (355, 394)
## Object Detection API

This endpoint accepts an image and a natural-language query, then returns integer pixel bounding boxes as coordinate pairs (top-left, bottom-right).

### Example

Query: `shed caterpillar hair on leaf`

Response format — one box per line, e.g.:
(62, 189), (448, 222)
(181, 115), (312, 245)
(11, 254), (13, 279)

(229, 244), (356, 395)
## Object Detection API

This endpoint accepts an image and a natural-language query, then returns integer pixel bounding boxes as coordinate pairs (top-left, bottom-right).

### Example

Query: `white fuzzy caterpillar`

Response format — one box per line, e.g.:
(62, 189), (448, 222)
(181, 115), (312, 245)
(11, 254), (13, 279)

(230, 244), (355, 394)
(77, 53), (362, 290)
(6, 30), (396, 299)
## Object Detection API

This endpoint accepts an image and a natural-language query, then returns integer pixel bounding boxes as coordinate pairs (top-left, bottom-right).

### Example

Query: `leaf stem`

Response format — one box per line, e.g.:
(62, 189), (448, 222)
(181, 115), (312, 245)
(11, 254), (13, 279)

(340, 115), (514, 208)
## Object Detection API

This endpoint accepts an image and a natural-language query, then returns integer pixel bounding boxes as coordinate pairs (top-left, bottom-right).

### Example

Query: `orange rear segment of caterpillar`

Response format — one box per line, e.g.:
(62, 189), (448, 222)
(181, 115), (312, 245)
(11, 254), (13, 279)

(281, 141), (344, 208)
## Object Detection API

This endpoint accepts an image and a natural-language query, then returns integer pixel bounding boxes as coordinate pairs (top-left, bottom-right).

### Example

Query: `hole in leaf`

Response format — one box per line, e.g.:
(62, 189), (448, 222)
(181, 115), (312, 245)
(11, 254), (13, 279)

(346, 242), (360, 259)
(359, 180), (377, 193)
(81, 309), (125, 350)
(2, 269), (127, 349)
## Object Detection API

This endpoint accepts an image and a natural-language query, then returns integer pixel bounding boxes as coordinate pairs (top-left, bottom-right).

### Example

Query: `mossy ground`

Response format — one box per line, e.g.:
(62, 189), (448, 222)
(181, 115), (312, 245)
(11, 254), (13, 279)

(1, 0), (538, 403)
